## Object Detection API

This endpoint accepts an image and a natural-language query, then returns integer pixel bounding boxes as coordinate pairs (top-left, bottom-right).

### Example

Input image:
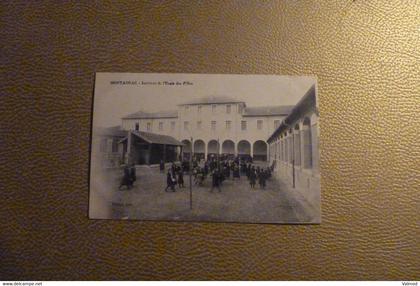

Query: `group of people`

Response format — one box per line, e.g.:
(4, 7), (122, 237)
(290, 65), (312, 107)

(207, 157), (273, 191)
(162, 161), (185, 192)
(162, 156), (273, 193)
(120, 156), (274, 192)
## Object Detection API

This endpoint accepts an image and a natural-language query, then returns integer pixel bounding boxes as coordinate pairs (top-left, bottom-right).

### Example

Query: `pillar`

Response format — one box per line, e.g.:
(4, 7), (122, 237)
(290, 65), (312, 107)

(294, 129), (301, 166)
(163, 144), (167, 163)
(311, 122), (319, 173)
(126, 131), (132, 164)
(300, 123), (305, 167)
(266, 141), (269, 162)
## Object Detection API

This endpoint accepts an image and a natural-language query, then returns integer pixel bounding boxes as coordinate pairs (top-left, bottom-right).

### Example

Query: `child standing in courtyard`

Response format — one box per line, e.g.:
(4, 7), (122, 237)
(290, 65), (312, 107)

(249, 169), (257, 189)
(165, 170), (176, 192)
(177, 170), (184, 188)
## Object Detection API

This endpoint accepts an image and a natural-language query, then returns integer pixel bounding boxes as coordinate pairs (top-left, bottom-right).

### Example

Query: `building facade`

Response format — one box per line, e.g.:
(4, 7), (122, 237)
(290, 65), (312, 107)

(267, 85), (320, 207)
(121, 96), (293, 161)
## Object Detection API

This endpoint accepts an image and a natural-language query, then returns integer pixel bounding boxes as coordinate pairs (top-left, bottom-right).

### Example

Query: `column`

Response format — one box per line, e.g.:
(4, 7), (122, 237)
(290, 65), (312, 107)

(300, 123), (305, 167)
(126, 131), (132, 164)
(179, 145), (183, 162)
(311, 123), (319, 173)
(163, 144), (167, 163)
(266, 141), (269, 162)
(294, 128), (301, 166)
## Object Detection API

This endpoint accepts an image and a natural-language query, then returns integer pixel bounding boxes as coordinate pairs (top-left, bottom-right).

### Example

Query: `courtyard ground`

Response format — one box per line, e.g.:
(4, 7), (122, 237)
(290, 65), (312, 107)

(95, 162), (319, 224)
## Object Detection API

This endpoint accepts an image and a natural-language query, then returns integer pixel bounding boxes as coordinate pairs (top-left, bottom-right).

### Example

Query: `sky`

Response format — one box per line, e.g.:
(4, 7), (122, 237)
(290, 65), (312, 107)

(92, 73), (316, 127)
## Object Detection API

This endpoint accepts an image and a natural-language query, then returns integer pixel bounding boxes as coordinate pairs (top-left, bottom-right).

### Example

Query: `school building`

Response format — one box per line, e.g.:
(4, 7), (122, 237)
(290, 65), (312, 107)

(93, 86), (318, 175)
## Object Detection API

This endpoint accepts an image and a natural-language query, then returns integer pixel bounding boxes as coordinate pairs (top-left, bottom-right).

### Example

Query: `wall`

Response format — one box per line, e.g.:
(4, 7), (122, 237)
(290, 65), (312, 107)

(122, 117), (178, 137)
(1, 1), (419, 280)
(123, 103), (285, 159)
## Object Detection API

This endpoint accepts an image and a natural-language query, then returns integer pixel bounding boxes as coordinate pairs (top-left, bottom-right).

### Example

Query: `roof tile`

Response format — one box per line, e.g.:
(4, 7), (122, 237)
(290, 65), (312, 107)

(122, 110), (178, 119)
(179, 95), (244, 105)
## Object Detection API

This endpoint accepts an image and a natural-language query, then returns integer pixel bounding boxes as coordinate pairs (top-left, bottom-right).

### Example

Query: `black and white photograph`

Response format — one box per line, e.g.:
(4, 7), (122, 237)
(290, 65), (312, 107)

(89, 73), (320, 223)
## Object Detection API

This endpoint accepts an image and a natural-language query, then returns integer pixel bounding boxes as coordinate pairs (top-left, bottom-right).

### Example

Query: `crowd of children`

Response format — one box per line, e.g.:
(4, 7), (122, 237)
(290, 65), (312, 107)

(163, 156), (273, 192)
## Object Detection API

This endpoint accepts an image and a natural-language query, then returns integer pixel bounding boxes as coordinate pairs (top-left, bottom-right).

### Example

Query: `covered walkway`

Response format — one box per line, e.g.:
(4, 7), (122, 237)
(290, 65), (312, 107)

(122, 131), (183, 165)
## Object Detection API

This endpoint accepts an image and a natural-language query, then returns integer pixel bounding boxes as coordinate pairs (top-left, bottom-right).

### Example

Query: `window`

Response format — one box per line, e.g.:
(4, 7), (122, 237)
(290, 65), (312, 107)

(147, 122), (152, 131)
(274, 120), (280, 129)
(226, 105), (231, 114)
(257, 120), (263, 130)
(184, 121), (189, 131)
(185, 105), (189, 111)
(241, 120), (247, 130)
(226, 120), (231, 130)
(238, 105), (243, 114)
(197, 121), (202, 130)
(171, 121), (175, 131)
(135, 122), (139, 131)
(198, 105), (202, 113)
(212, 105), (216, 113)
(159, 122), (163, 131)
(211, 121), (216, 131)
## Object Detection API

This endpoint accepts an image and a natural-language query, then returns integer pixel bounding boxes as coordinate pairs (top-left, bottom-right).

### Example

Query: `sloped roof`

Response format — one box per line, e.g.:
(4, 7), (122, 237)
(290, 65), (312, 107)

(267, 84), (317, 143)
(95, 126), (127, 137)
(243, 105), (294, 117)
(131, 131), (183, 146)
(179, 95), (244, 105)
(122, 110), (178, 119)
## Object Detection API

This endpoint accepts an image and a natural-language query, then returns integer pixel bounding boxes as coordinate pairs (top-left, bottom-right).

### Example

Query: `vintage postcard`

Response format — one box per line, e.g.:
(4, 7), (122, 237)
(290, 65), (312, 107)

(89, 73), (320, 223)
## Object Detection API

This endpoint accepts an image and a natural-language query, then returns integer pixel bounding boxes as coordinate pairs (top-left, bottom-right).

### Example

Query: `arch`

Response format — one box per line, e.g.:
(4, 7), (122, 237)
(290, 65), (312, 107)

(207, 139), (219, 159)
(253, 140), (268, 161)
(302, 117), (312, 168)
(222, 139), (235, 155)
(310, 112), (318, 124)
(194, 139), (205, 160)
(237, 140), (251, 160)
(182, 139), (191, 152)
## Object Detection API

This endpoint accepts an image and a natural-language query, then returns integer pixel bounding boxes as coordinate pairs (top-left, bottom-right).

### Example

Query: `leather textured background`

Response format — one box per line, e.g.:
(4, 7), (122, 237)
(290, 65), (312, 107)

(1, 1), (419, 280)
